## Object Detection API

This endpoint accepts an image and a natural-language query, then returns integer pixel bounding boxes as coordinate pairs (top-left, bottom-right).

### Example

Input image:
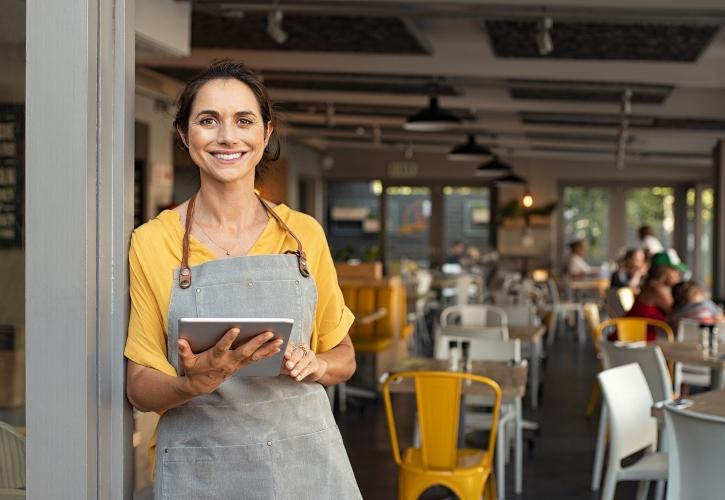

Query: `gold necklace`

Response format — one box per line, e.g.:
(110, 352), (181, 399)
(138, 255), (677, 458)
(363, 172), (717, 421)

(193, 217), (239, 256)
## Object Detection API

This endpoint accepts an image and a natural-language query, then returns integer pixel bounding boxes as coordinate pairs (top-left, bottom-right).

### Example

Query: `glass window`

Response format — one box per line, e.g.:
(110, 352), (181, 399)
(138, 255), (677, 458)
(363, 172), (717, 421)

(563, 187), (610, 264)
(443, 186), (492, 259)
(385, 186), (431, 268)
(326, 180), (382, 262)
(626, 186), (675, 250)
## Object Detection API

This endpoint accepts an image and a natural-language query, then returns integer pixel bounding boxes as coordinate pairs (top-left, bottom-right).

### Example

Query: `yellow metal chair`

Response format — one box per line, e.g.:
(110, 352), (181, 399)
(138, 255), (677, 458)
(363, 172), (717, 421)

(595, 317), (674, 343)
(382, 371), (501, 500)
(582, 303), (603, 417)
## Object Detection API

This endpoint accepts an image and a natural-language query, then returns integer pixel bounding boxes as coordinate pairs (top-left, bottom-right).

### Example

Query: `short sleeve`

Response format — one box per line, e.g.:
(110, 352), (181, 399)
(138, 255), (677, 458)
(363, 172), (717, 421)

(310, 225), (355, 353)
(124, 232), (177, 376)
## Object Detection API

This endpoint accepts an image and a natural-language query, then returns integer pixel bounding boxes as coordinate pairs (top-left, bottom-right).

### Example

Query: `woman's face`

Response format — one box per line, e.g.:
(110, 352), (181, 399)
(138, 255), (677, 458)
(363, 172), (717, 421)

(184, 78), (272, 185)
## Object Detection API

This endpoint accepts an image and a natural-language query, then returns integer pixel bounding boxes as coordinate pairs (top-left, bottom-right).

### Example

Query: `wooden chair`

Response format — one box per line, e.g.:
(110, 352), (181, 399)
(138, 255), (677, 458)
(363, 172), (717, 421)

(382, 371), (501, 500)
(336, 277), (413, 410)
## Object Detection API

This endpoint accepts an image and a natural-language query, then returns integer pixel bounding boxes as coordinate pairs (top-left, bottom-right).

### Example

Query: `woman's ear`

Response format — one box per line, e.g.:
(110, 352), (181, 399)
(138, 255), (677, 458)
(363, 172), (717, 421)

(265, 121), (274, 147)
(176, 125), (189, 149)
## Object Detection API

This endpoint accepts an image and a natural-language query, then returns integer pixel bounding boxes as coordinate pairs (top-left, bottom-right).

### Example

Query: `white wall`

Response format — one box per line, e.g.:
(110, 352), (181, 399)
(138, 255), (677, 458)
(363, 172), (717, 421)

(284, 139), (323, 219)
(135, 92), (175, 219)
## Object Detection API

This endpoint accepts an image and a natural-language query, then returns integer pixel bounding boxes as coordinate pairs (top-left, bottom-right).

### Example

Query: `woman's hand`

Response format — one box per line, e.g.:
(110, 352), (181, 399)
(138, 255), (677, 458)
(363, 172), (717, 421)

(178, 328), (283, 396)
(281, 343), (328, 382)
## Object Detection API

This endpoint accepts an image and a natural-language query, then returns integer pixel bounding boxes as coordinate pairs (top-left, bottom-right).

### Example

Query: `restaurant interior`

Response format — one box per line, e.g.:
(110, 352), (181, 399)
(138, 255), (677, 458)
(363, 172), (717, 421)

(2, 0), (725, 499)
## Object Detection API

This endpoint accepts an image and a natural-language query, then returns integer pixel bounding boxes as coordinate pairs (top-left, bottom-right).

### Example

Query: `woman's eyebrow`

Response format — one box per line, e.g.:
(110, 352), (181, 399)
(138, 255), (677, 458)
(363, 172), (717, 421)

(193, 110), (257, 119)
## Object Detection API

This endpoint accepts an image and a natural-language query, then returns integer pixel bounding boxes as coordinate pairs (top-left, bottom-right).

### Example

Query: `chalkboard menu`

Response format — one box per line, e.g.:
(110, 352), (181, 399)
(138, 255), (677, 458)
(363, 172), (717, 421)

(0, 104), (24, 248)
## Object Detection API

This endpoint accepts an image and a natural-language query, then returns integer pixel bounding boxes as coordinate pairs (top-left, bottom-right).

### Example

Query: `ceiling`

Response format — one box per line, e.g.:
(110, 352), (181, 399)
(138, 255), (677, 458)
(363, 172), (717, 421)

(138, 0), (725, 167)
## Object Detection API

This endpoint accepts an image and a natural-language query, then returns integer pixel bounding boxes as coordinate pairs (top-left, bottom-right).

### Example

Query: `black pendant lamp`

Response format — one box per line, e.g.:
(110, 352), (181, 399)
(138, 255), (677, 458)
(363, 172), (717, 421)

(404, 96), (461, 132)
(493, 172), (527, 187)
(448, 135), (493, 161)
(474, 156), (512, 176)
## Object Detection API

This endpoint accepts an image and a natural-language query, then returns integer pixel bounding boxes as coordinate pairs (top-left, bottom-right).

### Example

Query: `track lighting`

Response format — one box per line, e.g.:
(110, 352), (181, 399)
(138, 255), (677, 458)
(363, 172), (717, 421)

(537, 16), (553, 55)
(267, 10), (287, 45)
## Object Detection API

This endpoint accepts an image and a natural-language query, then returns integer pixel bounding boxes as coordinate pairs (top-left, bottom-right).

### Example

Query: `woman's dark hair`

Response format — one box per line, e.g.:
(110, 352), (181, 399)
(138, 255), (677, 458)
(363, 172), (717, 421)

(173, 60), (281, 177)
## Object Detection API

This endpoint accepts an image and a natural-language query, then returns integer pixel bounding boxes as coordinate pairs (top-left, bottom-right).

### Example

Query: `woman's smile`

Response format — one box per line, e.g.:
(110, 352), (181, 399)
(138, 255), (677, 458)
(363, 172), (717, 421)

(209, 150), (247, 165)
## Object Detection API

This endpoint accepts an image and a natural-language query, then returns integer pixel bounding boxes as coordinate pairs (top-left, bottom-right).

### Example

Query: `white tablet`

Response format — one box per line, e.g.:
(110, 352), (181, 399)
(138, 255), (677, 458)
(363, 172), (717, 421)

(177, 317), (294, 377)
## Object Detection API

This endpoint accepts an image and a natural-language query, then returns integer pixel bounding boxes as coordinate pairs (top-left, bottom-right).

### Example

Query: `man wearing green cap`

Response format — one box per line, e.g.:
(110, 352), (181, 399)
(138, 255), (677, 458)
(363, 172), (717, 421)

(622, 250), (686, 341)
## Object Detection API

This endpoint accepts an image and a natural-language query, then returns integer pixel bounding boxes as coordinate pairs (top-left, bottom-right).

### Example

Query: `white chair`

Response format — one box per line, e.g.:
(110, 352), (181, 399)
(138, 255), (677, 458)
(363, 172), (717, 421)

(439, 304), (509, 340)
(673, 319), (725, 393)
(498, 303), (544, 409)
(664, 403), (725, 500)
(592, 343), (672, 496)
(597, 363), (668, 500)
(434, 336), (523, 500)
(544, 278), (586, 345)
(0, 421), (25, 499)
(411, 269), (435, 354)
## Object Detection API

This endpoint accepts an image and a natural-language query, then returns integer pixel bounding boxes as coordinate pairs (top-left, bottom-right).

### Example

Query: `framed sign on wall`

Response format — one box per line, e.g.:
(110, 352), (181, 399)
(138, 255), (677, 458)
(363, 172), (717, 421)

(0, 104), (24, 248)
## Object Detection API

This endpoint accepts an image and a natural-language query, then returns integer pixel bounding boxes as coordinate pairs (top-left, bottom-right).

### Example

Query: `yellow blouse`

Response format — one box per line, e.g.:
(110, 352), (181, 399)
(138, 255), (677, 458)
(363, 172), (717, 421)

(124, 204), (354, 375)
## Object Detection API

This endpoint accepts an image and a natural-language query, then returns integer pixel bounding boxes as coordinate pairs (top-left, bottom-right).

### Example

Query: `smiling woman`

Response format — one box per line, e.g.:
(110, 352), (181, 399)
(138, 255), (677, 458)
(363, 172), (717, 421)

(124, 61), (361, 499)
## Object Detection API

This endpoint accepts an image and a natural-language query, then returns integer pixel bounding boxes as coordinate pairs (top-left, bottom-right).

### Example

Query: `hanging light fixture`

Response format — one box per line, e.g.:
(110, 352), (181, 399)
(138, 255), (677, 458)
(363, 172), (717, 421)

(493, 172), (527, 187)
(522, 188), (534, 207)
(403, 96), (461, 132)
(474, 156), (512, 176)
(448, 135), (493, 161)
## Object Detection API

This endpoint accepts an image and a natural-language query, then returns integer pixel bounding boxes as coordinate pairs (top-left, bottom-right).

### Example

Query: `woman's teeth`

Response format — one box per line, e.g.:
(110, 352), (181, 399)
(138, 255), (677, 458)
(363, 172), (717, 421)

(213, 152), (242, 160)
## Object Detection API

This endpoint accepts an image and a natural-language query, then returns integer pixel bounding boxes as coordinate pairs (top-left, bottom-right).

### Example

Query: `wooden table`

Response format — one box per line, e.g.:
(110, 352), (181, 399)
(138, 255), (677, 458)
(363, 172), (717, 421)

(654, 340), (725, 389)
(568, 278), (609, 302)
(437, 324), (546, 408)
(386, 356), (528, 400)
(652, 389), (725, 422)
(385, 356), (528, 495)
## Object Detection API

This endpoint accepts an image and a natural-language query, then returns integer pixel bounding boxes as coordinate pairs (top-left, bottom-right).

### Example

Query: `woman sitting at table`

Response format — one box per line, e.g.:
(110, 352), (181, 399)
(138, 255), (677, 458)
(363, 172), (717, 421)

(610, 248), (647, 290)
(622, 262), (681, 340)
(668, 280), (725, 330)
(566, 240), (595, 279)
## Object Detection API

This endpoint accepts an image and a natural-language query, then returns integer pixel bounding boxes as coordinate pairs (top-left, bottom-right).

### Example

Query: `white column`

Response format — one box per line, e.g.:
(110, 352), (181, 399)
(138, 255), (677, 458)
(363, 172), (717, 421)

(26, 0), (134, 498)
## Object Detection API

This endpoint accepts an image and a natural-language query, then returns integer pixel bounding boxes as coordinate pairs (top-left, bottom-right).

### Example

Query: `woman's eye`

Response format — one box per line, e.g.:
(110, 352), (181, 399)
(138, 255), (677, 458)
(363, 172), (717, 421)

(237, 118), (253, 126)
(199, 117), (216, 126)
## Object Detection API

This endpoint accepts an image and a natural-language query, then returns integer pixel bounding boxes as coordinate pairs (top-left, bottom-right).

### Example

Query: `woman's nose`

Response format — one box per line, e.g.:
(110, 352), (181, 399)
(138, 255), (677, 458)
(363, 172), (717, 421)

(217, 122), (239, 144)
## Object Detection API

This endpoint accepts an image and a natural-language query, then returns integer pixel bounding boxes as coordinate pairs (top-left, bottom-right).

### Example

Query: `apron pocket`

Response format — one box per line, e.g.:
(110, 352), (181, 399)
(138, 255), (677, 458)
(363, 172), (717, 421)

(160, 443), (274, 500)
(270, 426), (361, 499)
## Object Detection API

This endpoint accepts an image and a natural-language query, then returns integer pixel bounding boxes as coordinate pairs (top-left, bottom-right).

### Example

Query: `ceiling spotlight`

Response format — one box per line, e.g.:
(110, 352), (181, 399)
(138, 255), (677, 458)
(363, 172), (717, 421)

(493, 172), (527, 187)
(475, 156), (512, 176)
(448, 135), (493, 161)
(403, 96), (461, 132)
(536, 16), (554, 56)
(267, 10), (287, 45)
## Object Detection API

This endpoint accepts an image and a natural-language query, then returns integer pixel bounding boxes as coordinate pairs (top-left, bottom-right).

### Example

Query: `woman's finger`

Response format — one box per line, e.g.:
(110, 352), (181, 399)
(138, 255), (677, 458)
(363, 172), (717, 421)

(212, 328), (240, 357)
(284, 345), (306, 371)
(248, 337), (283, 362)
(289, 350), (313, 378)
(293, 357), (317, 382)
(232, 330), (275, 361)
(178, 339), (196, 369)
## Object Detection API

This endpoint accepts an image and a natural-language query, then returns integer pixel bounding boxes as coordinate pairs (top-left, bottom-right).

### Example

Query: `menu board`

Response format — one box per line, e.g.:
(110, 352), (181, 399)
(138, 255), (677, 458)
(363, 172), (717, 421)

(0, 104), (23, 248)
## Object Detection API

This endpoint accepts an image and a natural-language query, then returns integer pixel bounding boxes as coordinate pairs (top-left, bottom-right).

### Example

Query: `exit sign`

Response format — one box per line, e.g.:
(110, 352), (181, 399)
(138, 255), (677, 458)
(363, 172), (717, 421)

(387, 161), (419, 178)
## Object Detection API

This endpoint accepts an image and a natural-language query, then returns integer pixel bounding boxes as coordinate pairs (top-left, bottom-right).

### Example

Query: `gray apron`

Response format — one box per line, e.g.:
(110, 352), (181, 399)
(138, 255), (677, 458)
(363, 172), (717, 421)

(154, 194), (361, 500)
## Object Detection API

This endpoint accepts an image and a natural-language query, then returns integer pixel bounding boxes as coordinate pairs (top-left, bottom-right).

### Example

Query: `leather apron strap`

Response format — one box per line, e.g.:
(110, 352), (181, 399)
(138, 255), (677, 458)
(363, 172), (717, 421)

(178, 192), (309, 289)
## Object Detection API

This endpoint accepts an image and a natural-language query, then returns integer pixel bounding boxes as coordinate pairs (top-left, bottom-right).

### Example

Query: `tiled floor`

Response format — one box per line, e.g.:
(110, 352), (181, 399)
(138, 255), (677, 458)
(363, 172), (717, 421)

(337, 334), (643, 499)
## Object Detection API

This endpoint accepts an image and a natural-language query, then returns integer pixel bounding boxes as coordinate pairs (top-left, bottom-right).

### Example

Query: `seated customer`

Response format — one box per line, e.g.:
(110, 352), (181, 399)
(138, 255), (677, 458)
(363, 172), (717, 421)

(566, 240), (593, 279)
(610, 248), (647, 290)
(668, 280), (725, 330)
(623, 255), (684, 340)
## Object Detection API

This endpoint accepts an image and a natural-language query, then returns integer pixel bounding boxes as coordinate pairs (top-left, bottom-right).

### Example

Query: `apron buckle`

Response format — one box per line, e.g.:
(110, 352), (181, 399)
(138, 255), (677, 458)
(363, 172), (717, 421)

(286, 250), (310, 278)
